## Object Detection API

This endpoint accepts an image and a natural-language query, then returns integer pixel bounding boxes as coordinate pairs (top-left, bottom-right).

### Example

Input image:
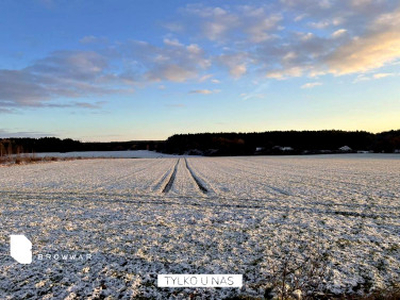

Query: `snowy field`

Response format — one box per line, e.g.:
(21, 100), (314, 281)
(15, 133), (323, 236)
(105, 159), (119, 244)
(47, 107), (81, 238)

(33, 150), (181, 159)
(0, 154), (399, 299)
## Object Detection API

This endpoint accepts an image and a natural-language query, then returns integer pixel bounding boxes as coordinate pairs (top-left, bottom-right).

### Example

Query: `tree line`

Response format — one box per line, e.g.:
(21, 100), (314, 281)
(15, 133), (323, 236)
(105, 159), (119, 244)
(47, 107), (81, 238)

(163, 130), (400, 155)
(1, 129), (399, 156)
(0, 137), (164, 156)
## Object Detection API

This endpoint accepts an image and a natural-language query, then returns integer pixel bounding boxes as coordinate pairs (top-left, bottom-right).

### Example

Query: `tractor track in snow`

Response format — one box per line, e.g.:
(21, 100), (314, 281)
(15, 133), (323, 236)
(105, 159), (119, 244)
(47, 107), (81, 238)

(184, 158), (208, 194)
(162, 159), (180, 193)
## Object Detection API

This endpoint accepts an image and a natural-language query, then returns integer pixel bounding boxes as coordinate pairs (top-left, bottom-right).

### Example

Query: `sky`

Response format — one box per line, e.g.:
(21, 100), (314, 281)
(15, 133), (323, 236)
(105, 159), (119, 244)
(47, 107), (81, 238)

(0, 0), (399, 141)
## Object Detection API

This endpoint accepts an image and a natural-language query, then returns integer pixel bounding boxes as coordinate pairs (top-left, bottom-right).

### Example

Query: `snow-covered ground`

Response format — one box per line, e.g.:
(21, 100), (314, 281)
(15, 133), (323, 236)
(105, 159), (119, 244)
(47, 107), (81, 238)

(33, 150), (181, 158)
(0, 154), (399, 298)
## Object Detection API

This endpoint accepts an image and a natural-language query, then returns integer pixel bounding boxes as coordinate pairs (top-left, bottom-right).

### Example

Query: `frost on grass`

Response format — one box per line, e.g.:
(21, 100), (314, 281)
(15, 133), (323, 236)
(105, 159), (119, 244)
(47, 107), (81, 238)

(0, 154), (399, 298)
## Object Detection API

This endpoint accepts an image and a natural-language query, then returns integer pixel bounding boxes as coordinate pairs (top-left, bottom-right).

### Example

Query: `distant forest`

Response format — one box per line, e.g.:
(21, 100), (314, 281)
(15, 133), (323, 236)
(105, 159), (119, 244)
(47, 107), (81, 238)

(1, 130), (400, 156)
(164, 130), (400, 155)
(0, 138), (163, 156)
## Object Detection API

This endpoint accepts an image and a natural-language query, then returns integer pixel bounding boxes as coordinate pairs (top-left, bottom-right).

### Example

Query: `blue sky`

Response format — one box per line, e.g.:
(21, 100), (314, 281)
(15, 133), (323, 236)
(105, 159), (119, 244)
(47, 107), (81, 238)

(1, 0), (399, 141)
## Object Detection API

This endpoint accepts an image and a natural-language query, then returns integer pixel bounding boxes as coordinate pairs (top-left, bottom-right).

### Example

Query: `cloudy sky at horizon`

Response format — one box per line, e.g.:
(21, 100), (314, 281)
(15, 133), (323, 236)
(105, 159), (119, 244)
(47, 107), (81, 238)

(1, 0), (399, 141)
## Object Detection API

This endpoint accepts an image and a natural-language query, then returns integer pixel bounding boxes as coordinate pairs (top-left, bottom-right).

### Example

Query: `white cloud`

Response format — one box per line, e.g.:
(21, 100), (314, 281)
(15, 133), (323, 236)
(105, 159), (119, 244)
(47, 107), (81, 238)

(179, 4), (282, 43)
(308, 20), (331, 29)
(125, 39), (211, 83)
(161, 2), (399, 81)
(163, 38), (183, 47)
(294, 14), (307, 22)
(325, 8), (400, 75)
(260, 4), (400, 78)
(353, 75), (371, 83)
(266, 71), (285, 80)
(309, 17), (343, 29)
(146, 65), (197, 83)
(189, 89), (220, 95)
(187, 44), (202, 55)
(243, 11), (282, 43)
(373, 72), (394, 79)
(331, 29), (347, 38)
(230, 64), (247, 78)
(325, 31), (400, 75)
(299, 32), (314, 41)
(0, 36), (215, 109)
(198, 74), (213, 82)
(267, 67), (304, 80)
(217, 53), (249, 78)
(0, 51), (125, 108)
(301, 82), (322, 89)
(283, 51), (297, 62)
(4, 1), (400, 110)
(185, 5), (239, 41)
